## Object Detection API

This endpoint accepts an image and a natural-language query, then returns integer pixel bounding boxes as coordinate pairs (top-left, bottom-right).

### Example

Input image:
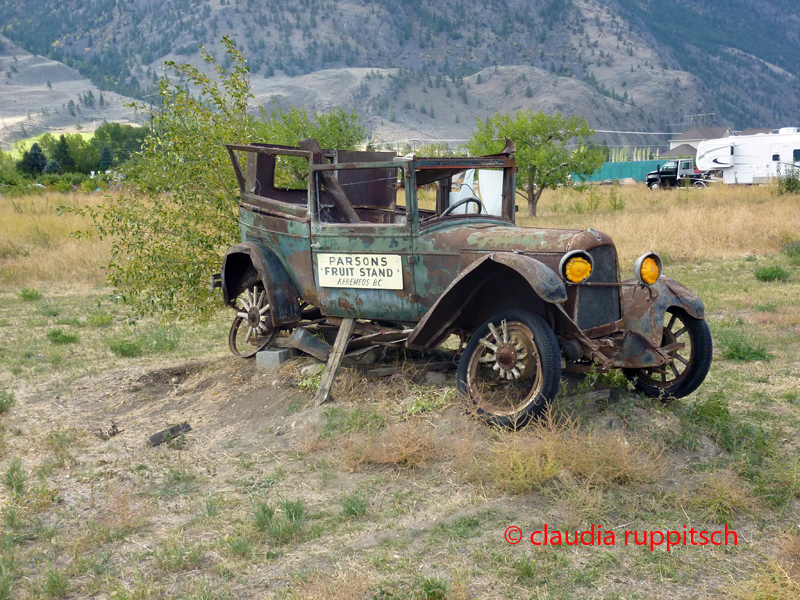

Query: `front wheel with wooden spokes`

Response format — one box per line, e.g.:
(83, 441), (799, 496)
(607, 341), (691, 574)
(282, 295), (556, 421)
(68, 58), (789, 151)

(457, 310), (561, 429)
(623, 307), (712, 399)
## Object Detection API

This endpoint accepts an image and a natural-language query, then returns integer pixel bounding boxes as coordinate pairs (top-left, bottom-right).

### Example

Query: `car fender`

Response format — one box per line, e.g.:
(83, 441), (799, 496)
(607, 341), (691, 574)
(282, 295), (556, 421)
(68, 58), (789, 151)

(222, 242), (300, 327)
(620, 276), (705, 346)
(406, 252), (566, 350)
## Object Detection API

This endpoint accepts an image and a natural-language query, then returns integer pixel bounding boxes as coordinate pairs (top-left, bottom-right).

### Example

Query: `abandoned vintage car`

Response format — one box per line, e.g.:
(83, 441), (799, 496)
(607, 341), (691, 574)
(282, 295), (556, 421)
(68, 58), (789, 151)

(214, 139), (712, 428)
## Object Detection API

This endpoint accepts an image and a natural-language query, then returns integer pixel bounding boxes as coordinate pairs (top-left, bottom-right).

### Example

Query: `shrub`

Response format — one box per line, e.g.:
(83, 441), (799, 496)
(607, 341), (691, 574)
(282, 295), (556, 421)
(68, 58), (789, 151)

(777, 164), (800, 194)
(755, 265), (790, 281)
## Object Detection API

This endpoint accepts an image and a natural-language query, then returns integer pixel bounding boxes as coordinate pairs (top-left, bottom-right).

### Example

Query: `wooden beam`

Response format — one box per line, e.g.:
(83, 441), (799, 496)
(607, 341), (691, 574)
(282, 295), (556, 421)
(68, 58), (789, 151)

(314, 318), (356, 405)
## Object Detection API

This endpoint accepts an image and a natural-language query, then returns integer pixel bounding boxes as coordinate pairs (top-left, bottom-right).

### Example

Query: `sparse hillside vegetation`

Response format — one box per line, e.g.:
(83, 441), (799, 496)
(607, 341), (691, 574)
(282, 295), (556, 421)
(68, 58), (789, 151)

(1, 0), (799, 130)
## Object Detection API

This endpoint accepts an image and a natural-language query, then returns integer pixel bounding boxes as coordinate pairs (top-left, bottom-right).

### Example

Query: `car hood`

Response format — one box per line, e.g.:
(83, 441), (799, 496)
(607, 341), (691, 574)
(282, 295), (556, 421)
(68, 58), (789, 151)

(422, 222), (612, 255)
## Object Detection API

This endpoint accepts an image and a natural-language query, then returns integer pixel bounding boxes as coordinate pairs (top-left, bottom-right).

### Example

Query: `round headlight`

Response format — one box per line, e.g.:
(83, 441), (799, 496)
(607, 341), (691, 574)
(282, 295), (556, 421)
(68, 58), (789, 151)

(634, 252), (662, 285)
(560, 250), (594, 284)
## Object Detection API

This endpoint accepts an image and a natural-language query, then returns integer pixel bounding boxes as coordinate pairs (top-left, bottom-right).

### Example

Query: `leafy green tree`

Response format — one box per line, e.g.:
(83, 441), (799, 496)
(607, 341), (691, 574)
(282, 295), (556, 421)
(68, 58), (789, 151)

(98, 146), (113, 171)
(91, 122), (148, 163)
(65, 37), (366, 321)
(468, 110), (605, 216)
(63, 134), (99, 173)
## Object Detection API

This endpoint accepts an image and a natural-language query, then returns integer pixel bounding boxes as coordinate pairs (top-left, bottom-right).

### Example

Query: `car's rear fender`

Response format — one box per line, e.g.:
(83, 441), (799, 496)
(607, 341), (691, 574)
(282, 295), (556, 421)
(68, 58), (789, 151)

(620, 276), (705, 348)
(222, 242), (301, 327)
(406, 253), (567, 350)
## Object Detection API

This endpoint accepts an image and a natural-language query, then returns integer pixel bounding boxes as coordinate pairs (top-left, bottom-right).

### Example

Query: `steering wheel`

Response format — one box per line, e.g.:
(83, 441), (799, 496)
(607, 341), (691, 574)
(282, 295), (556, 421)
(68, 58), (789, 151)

(441, 196), (485, 217)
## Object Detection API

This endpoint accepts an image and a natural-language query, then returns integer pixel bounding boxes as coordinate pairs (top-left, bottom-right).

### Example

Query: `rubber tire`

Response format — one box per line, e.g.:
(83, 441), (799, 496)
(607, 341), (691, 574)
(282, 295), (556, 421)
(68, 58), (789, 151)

(692, 180), (707, 188)
(623, 308), (712, 400)
(457, 309), (561, 429)
(649, 181), (661, 190)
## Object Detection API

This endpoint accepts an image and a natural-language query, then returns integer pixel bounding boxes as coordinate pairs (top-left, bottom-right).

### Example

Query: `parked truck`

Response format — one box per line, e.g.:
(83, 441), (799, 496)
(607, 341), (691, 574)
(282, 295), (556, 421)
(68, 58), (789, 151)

(646, 158), (709, 189)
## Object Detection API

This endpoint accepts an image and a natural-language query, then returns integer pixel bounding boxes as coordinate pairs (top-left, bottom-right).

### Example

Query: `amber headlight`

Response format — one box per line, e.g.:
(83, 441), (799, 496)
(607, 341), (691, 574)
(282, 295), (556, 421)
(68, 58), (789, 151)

(634, 252), (662, 285)
(559, 250), (594, 284)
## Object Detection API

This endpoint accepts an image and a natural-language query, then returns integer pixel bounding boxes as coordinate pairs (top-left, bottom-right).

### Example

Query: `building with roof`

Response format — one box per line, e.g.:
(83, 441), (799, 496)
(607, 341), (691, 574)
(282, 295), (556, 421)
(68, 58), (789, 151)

(660, 143), (697, 158)
(669, 126), (732, 151)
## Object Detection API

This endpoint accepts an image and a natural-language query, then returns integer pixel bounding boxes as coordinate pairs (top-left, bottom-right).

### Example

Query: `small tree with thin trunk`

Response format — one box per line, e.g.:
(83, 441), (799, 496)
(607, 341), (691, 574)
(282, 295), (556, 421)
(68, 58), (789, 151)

(468, 110), (604, 216)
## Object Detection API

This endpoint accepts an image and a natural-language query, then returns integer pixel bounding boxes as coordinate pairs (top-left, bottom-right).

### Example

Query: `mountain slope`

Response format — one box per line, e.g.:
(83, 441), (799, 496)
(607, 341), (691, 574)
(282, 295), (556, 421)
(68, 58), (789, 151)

(1, 0), (799, 146)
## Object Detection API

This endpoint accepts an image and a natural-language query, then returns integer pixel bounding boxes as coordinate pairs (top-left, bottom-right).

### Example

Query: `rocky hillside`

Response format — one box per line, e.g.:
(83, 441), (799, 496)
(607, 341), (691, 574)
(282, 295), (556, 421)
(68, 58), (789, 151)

(2, 0), (799, 149)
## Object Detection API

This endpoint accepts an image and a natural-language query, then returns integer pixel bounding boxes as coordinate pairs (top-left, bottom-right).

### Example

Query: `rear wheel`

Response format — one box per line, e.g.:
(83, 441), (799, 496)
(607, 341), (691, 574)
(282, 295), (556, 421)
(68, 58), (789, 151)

(692, 180), (707, 188)
(623, 307), (712, 399)
(457, 310), (561, 429)
(228, 285), (278, 358)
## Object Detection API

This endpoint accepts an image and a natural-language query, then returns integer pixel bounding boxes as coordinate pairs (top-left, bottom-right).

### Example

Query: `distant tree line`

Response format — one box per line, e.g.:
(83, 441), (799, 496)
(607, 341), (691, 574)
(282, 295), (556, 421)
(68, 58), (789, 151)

(13, 122), (148, 178)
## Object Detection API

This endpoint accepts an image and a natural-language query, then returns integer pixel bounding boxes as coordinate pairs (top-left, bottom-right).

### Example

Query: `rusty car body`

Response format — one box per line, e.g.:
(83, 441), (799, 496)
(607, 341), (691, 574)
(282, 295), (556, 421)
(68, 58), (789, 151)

(215, 140), (713, 428)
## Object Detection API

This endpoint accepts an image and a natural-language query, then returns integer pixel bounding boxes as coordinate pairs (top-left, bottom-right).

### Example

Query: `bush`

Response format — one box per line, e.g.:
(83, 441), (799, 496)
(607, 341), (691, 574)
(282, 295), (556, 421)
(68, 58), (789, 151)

(754, 265), (790, 282)
(777, 164), (800, 194)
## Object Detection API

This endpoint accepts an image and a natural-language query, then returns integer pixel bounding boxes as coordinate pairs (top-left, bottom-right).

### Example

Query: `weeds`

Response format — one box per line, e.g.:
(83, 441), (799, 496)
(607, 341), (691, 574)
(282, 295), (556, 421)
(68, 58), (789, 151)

(109, 339), (142, 357)
(252, 495), (306, 544)
(715, 324), (770, 361)
(46, 329), (78, 344)
(0, 391), (14, 414)
(415, 575), (447, 600)
(153, 537), (203, 571)
(42, 564), (69, 598)
(346, 422), (437, 469)
(320, 407), (385, 439)
(463, 411), (663, 494)
(607, 182), (625, 211)
(755, 265), (790, 282)
(3, 458), (25, 497)
(406, 386), (456, 415)
(689, 470), (756, 522)
(19, 288), (42, 301)
(85, 312), (113, 327)
(340, 489), (368, 518)
(783, 240), (800, 265)
(225, 534), (252, 558)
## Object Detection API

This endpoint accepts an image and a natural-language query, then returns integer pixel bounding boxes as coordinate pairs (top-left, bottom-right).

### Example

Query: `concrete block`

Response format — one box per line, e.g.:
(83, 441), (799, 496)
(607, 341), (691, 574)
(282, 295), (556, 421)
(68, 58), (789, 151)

(256, 348), (297, 370)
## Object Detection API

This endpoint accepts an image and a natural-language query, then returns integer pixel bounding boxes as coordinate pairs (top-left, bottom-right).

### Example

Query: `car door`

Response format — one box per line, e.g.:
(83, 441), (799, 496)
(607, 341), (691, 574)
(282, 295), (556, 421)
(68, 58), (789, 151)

(308, 159), (421, 322)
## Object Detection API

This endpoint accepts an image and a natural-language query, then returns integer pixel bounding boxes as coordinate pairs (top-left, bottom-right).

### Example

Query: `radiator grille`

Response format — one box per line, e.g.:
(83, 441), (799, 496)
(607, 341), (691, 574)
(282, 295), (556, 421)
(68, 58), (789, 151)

(575, 245), (621, 330)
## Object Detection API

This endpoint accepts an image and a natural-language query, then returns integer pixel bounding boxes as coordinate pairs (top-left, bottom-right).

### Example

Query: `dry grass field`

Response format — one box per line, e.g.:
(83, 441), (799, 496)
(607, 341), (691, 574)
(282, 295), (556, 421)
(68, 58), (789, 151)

(1, 184), (800, 599)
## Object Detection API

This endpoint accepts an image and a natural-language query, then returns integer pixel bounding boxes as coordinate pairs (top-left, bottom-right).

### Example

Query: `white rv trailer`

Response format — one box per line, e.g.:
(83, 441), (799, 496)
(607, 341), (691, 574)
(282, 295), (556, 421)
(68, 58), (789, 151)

(696, 128), (800, 184)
